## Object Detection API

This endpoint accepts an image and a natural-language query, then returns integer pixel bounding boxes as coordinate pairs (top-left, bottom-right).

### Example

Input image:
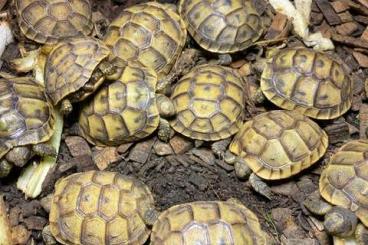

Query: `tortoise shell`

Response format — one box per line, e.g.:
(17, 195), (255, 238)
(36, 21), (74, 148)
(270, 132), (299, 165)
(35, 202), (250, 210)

(178, 0), (263, 53)
(170, 64), (245, 141)
(0, 76), (55, 159)
(49, 171), (156, 245)
(319, 140), (368, 227)
(229, 110), (328, 180)
(261, 48), (352, 120)
(79, 62), (159, 146)
(15, 0), (93, 44)
(103, 2), (187, 78)
(151, 200), (267, 245)
(45, 37), (111, 105)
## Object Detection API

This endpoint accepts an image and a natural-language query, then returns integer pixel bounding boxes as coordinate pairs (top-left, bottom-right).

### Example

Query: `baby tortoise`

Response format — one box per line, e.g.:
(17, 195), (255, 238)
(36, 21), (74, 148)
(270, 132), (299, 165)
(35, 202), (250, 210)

(170, 64), (245, 148)
(45, 37), (122, 115)
(79, 61), (175, 145)
(14, 0), (93, 45)
(178, 0), (264, 63)
(226, 110), (328, 199)
(261, 48), (352, 120)
(48, 170), (158, 245)
(103, 2), (187, 91)
(304, 140), (368, 244)
(0, 76), (55, 177)
(150, 200), (268, 245)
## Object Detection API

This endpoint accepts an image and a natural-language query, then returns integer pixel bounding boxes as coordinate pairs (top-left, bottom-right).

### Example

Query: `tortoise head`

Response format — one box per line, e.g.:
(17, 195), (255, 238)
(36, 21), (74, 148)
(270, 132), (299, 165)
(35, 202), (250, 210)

(324, 207), (358, 237)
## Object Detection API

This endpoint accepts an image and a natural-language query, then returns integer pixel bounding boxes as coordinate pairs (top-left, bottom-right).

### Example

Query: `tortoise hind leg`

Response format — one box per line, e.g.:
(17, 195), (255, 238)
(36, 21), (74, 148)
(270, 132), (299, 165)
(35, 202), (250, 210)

(211, 138), (231, 159)
(249, 173), (272, 200)
(5, 146), (32, 167)
(0, 159), (12, 178)
(32, 143), (57, 158)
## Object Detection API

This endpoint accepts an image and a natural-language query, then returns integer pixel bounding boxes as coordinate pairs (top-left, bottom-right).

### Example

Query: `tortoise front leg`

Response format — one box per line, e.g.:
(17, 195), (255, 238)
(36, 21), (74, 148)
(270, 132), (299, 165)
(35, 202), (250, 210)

(5, 146), (32, 167)
(0, 159), (12, 178)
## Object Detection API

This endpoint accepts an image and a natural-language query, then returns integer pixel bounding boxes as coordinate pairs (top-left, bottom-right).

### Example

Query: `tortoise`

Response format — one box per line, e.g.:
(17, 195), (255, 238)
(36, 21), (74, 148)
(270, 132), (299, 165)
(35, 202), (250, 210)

(225, 110), (328, 199)
(14, 0), (93, 45)
(45, 36), (122, 115)
(150, 200), (268, 245)
(78, 61), (175, 146)
(261, 48), (352, 120)
(103, 2), (187, 91)
(49, 170), (158, 245)
(0, 76), (55, 177)
(170, 64), (245, 144)
(304, 140), (368, 243)
(178, 0), (264, 60)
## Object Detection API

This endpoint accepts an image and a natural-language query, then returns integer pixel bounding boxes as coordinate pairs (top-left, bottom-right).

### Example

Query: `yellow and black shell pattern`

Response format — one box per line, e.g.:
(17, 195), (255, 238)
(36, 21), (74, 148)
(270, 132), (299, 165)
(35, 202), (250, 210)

(0, 76), (55, 159)
(15, 0), (93, 44)
(45, 37), (111, 105)
(170, 64), (245, 141)
(103, 2), (187, 78)
(78, 62), (160, 146)
(49, 171), (156, 245)
(261, 48), (352, 120)
(178, 0), (264, 53)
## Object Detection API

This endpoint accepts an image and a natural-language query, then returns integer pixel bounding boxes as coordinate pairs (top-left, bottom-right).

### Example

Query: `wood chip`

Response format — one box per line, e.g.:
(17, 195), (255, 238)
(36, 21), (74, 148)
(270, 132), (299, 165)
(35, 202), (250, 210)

(359, 103), (368, 139)
(128, 138), (155, 163)
(93, 147), (121, 170)
(169, 135), (193, 154)
(316, 20), (334, 38)
(315, 0), (341, 25)
(354, 15), (368, 24)
(335, 22), (359, 35)
(65, 136), (92, 157)
(0, 195), (11, 245)
(362, 27), (368, 41)
(357, 0), (368, 8)
(352, 51), (368, 67)
(332, 33), (368, 48)
(342, 0), (368, 15)
(337, 11), (353, 23)
(331, 0), (350, 12)
(265, 13), (288, 39)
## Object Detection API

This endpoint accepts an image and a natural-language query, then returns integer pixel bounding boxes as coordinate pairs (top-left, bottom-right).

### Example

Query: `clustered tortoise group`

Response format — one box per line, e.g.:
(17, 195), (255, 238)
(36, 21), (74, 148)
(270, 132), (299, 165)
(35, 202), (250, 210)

(0, 0), (367, 244)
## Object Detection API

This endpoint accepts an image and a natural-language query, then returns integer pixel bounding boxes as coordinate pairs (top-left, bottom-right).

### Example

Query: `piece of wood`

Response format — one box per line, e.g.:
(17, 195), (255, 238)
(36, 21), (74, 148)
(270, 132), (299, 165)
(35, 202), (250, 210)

(316, 20), (334, 38)
(356, 0), (368, 8)
(332, 33), (368, 48)
(331, 0), (350, 12)
(353, 51), (368, 67)
(335, 22), (359, 35)
(359, 103), (368, 139)
(361, 27), (368, 41)
(264, 13), (288, 39)
(315, 0), (342, 25)
(338, 11), (353, 22)
(310, 12), (324, 25)
(354, 15), (368, 24)
(342, 0), (368, 15)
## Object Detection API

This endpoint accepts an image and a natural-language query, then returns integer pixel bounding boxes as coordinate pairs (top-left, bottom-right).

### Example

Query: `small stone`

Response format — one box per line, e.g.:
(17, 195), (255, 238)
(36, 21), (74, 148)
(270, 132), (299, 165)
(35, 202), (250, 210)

(353, 51), (368, 68)
(23, 216), (47, 230)
(40, 194), (53, 213)
(11, 225), (31, 245)
(117, 142), (134, 154)
(271, 181), (299, 196)
(65, 136), (92, 157)
(281, 237), (319, 245)
(153, 141), (174, 156)
(170, 135), (193, 154)
(238, 63), (252, 77)
(20, 200), (41, 218)
(9, 207), (21, 226)
(271, 208), (306, 240)
(297, 177), (317, 195)
(191, 149), (215, 165)
(93, 147), (120, 170)
(128, 138), (155, 163)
